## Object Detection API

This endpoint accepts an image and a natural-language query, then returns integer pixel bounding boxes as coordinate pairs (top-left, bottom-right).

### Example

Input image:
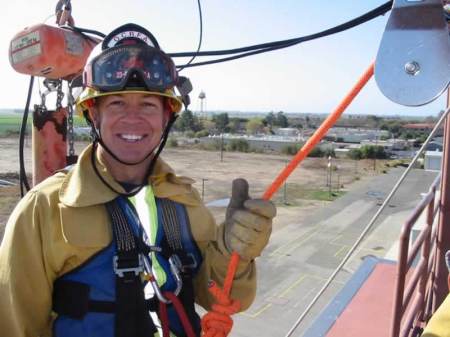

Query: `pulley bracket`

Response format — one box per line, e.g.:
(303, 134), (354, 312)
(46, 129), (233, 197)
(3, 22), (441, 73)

(375, 0), (450, 106)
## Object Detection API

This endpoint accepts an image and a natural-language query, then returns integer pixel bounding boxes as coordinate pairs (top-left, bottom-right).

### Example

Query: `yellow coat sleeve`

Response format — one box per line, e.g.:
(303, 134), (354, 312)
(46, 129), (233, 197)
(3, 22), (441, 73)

(0, 191), (54, 337)
(422, 294), (450, 337)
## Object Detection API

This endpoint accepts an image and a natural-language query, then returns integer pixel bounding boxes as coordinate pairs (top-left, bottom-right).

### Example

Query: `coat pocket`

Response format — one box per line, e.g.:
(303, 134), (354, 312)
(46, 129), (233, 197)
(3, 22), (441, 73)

(59, 204), (112, 248)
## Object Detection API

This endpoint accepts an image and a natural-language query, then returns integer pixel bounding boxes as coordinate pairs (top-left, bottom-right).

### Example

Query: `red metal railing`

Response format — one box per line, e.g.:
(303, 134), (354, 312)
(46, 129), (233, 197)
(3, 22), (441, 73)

(390, 174), (441, 337)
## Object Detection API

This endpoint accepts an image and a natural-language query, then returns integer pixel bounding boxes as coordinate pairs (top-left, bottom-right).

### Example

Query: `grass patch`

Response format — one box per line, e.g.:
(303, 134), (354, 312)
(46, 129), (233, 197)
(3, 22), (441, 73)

(0, 113), (88, 137)
(385, 159), (410, 168)
(305, 190), (346, 201)
(0, 115), (30, 136)
(273, 183), (346, 202)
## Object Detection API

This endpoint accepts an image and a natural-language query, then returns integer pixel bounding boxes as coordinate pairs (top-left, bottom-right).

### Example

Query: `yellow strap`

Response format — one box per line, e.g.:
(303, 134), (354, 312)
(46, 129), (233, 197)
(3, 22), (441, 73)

(129, 187), (167, 286)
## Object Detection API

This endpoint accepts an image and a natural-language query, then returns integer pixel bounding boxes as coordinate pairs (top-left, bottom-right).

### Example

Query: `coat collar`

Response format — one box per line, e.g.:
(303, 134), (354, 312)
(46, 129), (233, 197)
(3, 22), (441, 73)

(59, 144), (200, 207)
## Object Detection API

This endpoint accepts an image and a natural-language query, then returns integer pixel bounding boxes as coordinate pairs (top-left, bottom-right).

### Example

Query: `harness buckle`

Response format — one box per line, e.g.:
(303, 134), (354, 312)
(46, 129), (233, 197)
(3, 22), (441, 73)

(182, 253), (198, 271)
(113, 254), (144, 278)
(168, 255), (183, 296)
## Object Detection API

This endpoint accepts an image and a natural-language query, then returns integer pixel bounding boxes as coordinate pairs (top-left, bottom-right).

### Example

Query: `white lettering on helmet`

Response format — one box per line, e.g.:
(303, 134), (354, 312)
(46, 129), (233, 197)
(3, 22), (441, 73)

(107, 31), (155, 48)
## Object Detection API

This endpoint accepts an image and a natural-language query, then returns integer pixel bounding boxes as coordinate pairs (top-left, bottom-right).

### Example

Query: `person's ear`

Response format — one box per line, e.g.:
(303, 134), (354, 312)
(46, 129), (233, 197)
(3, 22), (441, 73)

(89, 106), (100, 128)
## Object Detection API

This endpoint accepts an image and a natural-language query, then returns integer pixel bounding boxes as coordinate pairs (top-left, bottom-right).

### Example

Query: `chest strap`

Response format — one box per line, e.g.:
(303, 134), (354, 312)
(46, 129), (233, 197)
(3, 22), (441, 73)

(158, 198), (201, 274)
(106, 199), (157, 337)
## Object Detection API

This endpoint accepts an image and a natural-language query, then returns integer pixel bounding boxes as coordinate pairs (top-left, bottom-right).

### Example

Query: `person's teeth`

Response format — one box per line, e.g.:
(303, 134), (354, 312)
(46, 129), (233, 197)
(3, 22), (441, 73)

(120, 134), (143, 141)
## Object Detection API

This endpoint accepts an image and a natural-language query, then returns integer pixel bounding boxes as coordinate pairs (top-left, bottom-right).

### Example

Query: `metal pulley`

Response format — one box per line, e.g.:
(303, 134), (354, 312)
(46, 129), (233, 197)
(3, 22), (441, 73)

(375, 0), (450, 106)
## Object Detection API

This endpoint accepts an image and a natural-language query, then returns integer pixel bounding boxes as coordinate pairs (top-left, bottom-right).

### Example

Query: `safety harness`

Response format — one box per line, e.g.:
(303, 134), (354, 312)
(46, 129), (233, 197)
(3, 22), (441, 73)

(53, 195), (202, 337)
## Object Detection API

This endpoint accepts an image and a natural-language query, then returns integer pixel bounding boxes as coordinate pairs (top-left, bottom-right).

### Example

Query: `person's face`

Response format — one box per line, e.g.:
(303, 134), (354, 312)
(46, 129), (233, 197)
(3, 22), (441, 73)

(91, 93), (167, 164)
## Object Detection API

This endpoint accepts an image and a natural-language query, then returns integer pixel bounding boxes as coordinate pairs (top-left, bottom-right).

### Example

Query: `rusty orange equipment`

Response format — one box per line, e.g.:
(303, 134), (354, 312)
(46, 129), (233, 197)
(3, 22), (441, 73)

(32, 107), (68, 185)
(8, 24), (98, 80)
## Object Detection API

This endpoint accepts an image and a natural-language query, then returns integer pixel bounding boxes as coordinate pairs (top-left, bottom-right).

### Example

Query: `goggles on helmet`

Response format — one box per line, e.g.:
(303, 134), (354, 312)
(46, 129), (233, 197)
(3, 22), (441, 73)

(84, 44), (178, 92)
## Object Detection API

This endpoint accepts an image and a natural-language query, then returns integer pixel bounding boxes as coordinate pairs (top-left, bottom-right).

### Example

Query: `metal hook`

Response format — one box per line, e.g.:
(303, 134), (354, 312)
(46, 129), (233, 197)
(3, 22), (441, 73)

(141, 251), (183, 304)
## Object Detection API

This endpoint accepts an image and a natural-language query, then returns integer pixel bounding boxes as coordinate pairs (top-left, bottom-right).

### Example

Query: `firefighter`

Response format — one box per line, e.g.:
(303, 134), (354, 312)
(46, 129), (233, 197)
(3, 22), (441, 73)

(0, 23), (276, 337)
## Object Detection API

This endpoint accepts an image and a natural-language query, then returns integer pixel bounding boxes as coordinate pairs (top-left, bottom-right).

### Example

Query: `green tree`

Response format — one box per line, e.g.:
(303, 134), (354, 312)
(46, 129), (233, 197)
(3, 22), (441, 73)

(360, 145), (387, 159)
(202, 119), (216, 134)
(400, 131), (415, 140)
(281, 144), (301, 155)
(367, 115), (382, 128)
(323, 148), (335, 158)
(212, 113), (229, 132)
(389, 122), (402, 137)
(175, 109), (201, 132)
(246, 117), (264, 135)
(276, 111), (289, 127)
(194, 130), (209, 138)
(307, 147), (324, 157)
(226, 139), (250, 152)
(348, 149), (362, 160)
(264, 112), (276, 127)
(228, 118), (243, 134)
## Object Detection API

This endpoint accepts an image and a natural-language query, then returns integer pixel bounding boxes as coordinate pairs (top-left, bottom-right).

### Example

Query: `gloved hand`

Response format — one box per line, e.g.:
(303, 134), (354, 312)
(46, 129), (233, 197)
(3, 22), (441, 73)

(223, 178), (276, 261)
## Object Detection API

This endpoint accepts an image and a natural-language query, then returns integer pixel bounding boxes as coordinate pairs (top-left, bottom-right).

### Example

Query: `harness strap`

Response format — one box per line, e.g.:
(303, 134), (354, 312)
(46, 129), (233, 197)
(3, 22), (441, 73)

(53, 279), (160, 316)
(158, 198), (200, 273)
(160, 198), (183, 251)
(156, 198), (202, 336)
(106, 200), (156, 337)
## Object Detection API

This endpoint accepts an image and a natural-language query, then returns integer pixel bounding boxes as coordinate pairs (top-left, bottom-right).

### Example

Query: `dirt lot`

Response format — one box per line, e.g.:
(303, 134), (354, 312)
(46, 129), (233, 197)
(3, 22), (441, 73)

(0, 137), (384, 240)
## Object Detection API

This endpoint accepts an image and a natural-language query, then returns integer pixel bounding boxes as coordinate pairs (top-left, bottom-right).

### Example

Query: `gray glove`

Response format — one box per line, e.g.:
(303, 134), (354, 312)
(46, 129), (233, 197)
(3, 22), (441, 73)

(223, 178), (276, 261)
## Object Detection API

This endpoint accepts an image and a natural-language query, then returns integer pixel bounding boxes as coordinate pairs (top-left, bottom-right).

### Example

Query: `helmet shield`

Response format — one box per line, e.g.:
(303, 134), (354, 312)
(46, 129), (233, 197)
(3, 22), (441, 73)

(85, 44), (178, 92)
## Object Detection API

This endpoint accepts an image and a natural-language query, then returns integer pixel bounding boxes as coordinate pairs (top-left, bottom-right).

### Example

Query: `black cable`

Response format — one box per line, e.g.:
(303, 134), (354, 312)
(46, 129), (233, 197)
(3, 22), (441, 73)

(173, 1), (392, 68)
(70, 26), (106, 38)
(177, 0), (203, 72)
(172, 0), (392, 57)
(19, 76), (34, 197)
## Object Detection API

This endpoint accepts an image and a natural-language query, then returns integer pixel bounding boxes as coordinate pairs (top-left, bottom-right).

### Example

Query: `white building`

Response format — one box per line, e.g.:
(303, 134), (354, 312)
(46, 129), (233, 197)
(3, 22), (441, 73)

(424, 151), (442, 171)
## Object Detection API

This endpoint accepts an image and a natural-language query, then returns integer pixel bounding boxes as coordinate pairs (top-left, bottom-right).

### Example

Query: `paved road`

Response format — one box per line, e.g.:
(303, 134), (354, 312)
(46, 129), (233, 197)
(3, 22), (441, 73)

(226, 167), (439, 337)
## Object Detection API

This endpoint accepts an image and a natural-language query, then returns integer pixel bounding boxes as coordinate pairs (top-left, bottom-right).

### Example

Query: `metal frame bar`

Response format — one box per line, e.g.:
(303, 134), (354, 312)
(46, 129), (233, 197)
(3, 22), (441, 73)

(390, 175), (441, 337)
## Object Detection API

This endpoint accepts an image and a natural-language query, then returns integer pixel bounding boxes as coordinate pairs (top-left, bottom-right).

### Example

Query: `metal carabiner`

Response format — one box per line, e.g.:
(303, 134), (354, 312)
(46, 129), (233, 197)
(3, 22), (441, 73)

(168, 254), (183, 297)
(141, 251), (184, 304)
(142, 253), (170, 304)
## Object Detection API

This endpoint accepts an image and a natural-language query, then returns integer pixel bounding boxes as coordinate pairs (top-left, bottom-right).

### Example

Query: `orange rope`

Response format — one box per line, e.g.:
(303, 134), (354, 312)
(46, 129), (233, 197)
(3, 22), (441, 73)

(201, 61), (375, 337)
(263, 61), (375, 200)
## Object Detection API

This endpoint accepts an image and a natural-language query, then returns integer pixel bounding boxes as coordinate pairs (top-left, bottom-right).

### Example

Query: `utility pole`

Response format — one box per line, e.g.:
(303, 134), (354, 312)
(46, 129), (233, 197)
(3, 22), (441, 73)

(374, 128), (378, 171)
(283, 159), (288, 204)
(220, 133), (224, 162)
(201, 178), (208, 201)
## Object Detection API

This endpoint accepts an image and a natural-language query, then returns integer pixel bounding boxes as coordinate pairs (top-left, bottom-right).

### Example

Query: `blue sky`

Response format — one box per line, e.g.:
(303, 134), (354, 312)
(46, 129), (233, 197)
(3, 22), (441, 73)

(1, 0), (446, 116)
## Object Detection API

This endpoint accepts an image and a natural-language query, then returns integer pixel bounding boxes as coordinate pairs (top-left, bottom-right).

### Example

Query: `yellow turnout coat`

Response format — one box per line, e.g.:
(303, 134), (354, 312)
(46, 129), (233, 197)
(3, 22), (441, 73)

(0, 144), (256, 337)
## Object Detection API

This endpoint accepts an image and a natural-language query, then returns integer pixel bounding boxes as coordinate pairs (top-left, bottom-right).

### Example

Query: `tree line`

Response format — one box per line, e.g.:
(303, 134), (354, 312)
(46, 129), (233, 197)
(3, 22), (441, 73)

(173, 110), (289, 135)
(174, 110), (434, 142)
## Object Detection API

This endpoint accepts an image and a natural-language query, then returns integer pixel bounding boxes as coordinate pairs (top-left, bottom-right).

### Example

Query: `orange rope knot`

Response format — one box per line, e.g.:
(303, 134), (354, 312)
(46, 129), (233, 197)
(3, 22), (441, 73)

(201, 281), (241, 337)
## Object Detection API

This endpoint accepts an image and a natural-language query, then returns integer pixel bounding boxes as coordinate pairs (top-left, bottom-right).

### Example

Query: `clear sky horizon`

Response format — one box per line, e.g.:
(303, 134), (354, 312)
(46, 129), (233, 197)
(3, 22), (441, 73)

(1, 1), (447, 116)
